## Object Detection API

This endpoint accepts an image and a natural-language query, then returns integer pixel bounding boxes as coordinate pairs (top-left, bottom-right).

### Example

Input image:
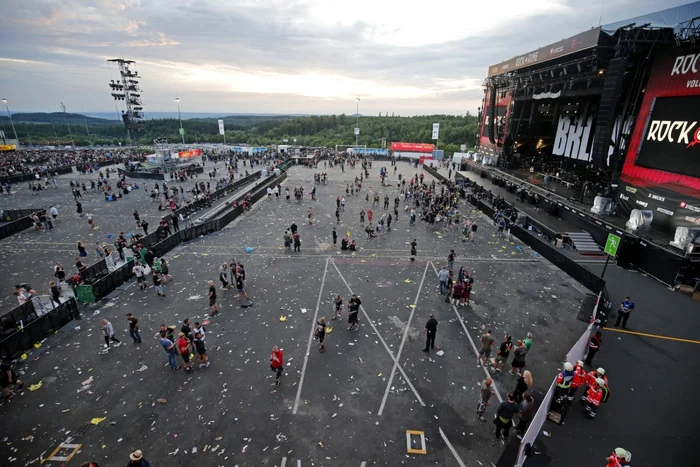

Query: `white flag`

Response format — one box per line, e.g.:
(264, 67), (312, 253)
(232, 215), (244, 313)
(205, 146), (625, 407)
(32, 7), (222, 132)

(432, 123), (440, 140)
(218, 119), (225, 135)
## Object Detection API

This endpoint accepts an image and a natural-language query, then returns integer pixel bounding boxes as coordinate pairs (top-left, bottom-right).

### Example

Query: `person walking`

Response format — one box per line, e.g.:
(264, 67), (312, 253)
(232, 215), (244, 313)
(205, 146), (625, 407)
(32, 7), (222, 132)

(585, 331), (603, 365)
(126, 313), (142, 344)
(177, 332), (193, 372)
(347, 294), (361, 331)
(493, 335), (513, 373)
(478, 329), (496, 367)
(101, 319), (121, 351)
(270, 345), (284, 386)
(127, 450), (151, 467)
(410, 239), (417, 261)
(86, 212), (96, 230)
(614, 296), (634, 329)
(132, 261), (147, 290)
(476, 377), (494, 422)
(315, 318), (327, 352)
(512, 370), (532, 403)
(208, 280), (218, 316)
(494, 393), (519, 444)
(516, 393), (534, 437)
(422, 313), (438, 352)
(332, 228), (337, 247)
(153, 272), (165, 297)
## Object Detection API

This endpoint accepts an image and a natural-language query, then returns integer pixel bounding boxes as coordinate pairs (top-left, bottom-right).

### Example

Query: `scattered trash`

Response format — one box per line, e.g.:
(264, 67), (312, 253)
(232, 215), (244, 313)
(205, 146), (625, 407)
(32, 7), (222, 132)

(245, 247), (254, 253)
(436, 350), (445, 357)
(90, 417), (107, 425)
(279, 316), (287, 322)
(136, 365), (148, 372)
(29, 381), (43, 391)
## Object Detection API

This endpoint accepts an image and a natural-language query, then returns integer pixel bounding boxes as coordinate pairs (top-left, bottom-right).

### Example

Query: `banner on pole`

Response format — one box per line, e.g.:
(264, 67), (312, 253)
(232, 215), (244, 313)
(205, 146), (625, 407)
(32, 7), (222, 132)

(432, 123), (440, 140)
(218, 119), (225, 136)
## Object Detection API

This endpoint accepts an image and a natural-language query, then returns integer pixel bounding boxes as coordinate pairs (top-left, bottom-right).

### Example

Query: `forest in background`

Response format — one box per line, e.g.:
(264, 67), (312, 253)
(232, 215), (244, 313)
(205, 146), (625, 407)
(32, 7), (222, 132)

(0, 112), (480, 154)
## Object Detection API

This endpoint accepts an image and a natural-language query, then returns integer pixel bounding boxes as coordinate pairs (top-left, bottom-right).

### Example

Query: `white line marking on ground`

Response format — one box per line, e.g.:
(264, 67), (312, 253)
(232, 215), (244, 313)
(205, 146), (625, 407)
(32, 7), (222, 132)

(330, 259), (426, 408)
(429, 261), (503, 403)
(378, 261), (430, 415)
(360, 462), (367, 467)
(439, 426), (467, 467)
(297, 460), (302, 467)
(292, 257), (330, 415)
(280, 457), (287, 467)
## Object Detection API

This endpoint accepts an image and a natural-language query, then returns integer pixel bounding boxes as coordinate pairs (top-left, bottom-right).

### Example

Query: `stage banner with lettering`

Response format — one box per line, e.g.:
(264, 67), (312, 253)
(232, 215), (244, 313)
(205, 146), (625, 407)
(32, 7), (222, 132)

(218, 119), (225, 135)
(390, 142), (435, 152)
(432, 123), (440, 140)
(177, 149), (202, 159)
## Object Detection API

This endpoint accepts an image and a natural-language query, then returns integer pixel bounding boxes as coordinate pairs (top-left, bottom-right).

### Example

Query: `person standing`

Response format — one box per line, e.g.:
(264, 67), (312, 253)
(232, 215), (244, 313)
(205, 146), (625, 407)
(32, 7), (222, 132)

(270, 345), (284, 386)
(332, 293), (343, 320)
(208, 280), (218, 316)
(447, 250), (455, 271)
(158, 331), (178, 370)
(283, 230), (292, 252)
(410, 239), (417, 261)
(49, 281), (61, 307)
(194, 331), (209, 368)
(451, 280), (464, 307)
(335, 207), (341, 224)
(219, 263), (229, 289)
(235, 272), (249, 302)
(476, 377), (494, 421)
(293, 231), (301, 252)
(101, 319), (121, 350)
(510, 340), (527, 376)
(523, 332), (533, 352)
(585, 331), (603, 365)
(177, 332), (193, 372)
(410, 208), (416, 226)
(132, 261), (146, 290)
(86, 211), (96, 229)
(126, 313), (142, 344)
(567, 360), (587, 401)
(153, 272), (165, 297)
(517, 393), (534, 437)
(438, 266), (449, 295)
(478, 329), (495, 367)
(494, 393), (519, 444)
(585, 378), (607, 419)
(512, 370), (532, 403)
(422, 313), (438, 352)
(1, 357), (24, 398)
(614, 296), (634, 329)
(332, 228), (337, 247)
(141, 219), (149, 235)
(359, 209), (365, 226)
(347, 294), (361, 331)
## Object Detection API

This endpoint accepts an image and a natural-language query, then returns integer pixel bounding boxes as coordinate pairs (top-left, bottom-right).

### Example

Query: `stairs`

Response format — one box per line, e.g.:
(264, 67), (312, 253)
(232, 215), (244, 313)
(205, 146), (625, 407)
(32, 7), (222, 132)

(567, 232), (603, 256)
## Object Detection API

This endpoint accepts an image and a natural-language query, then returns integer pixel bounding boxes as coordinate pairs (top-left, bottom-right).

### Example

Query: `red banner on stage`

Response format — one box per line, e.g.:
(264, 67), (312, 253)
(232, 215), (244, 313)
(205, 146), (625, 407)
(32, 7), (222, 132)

(390, 142), (434, 152)
(178, 149), (202, 159)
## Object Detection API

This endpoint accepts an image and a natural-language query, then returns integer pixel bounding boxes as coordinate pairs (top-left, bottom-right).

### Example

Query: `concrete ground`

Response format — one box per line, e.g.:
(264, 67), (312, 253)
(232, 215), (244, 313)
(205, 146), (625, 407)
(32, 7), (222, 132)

(0, 162), (588, 466)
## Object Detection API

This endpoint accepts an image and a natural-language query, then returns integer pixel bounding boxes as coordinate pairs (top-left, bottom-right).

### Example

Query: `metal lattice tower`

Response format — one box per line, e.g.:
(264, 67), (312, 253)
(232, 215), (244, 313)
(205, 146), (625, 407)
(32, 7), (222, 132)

(107, 58), (145, 133)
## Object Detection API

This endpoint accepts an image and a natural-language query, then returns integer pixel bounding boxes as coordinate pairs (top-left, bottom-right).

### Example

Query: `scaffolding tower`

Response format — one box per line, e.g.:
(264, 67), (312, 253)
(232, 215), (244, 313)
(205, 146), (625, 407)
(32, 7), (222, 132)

(107, 59), (146, 140)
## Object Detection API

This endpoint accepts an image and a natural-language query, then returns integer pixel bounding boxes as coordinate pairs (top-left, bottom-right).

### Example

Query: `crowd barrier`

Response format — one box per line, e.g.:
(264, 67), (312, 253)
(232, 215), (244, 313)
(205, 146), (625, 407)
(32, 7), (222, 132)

(514, 292), (600, 466)
(0, 209), (46, 241)
(79, 257), (110, 284)
(0, 166), (73, 185)
(1, 209), (42, 221)
(0, 298), (80, 358)
(84, 170), (288, 301)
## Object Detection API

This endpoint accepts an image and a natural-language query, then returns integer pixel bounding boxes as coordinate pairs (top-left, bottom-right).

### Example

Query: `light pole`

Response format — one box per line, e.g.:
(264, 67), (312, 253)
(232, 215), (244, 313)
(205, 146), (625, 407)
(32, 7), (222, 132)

(60, 102), (75, 146)
(175, 98), (185, 144)
(2, 98), (20, 148)
(355, 97), (360, 147)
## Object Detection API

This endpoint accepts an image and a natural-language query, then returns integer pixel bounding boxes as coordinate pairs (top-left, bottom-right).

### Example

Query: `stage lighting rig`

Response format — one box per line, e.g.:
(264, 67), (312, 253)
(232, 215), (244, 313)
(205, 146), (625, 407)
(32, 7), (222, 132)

(107, 58), (146, 133)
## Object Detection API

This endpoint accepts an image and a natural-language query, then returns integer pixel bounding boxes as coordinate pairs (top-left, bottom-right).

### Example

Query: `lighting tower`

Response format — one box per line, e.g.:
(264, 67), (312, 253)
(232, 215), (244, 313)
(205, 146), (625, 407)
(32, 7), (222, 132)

(107, 59), (145, 144)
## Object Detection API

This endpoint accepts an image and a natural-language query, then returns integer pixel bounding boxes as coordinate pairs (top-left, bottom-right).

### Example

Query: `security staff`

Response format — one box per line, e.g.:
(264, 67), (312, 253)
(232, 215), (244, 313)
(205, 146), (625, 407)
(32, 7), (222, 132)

(585, 378), (607, 418)
(422, 314), (438, 352)
(568, 360), (587, 401)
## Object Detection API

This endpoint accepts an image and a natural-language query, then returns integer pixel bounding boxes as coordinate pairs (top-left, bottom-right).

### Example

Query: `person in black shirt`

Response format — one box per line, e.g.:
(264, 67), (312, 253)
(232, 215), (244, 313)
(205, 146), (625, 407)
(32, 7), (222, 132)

(410, 239), (417, 261)
(494, 335), (513, 373)
(126, 313), (142, 343)
(332, 228), (338, 247)
(422, 314), (438, 352)
(315, 318), (327, 352)
(347, 294), (361, 331)
(1, 358), (23, 398)
(208, 280), (218, 316)
(290, 222), (298, 234)
(236, 273), (249, 302)
(494, 393), (519, 443)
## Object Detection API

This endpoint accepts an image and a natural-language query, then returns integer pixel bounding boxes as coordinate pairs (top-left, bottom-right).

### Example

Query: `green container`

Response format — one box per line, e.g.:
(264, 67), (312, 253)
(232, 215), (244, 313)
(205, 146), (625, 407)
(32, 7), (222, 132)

(76, 284), (96, 303)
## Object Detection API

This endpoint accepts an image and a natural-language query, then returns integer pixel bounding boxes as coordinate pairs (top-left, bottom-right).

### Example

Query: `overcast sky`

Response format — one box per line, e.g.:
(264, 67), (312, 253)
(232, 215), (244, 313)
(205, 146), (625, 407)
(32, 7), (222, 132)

(0, 0), (691, 116)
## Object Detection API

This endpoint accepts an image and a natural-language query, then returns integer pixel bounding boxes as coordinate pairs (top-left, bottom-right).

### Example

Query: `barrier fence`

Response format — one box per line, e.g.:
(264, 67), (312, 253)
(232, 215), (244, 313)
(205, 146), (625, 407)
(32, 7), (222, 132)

(84, 170), (288, 302)
(0, 166), (73, 185)
(0, 209), (46, 241)
(514, 292), (600, 466)
(0, 298), (80, 358)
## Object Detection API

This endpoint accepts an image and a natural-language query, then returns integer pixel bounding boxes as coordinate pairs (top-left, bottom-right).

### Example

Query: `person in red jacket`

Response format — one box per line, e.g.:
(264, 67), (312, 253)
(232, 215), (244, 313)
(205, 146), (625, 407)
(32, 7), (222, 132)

(585, 378), (606, 418)
(605, 447), (631, 466)
(177, 333), (192, 372)
(581, 367), (608, 401)
(568, 360), (587, 401)
(270, 346), (284, 386)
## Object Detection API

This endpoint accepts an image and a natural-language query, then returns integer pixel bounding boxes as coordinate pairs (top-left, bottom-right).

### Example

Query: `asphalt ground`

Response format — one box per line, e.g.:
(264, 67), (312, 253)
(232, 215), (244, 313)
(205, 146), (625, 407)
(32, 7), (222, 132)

(0, 162), (588, 466)
(436, 165), (700, 467)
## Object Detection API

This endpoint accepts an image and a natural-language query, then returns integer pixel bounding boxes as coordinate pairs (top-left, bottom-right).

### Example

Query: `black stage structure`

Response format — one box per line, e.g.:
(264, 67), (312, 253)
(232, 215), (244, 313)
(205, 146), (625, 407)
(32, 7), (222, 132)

(473, 3), (700, 289)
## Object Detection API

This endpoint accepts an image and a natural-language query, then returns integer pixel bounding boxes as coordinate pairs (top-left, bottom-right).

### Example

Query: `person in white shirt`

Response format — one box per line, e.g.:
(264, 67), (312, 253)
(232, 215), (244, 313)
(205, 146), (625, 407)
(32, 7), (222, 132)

(132, 262), (146, 290)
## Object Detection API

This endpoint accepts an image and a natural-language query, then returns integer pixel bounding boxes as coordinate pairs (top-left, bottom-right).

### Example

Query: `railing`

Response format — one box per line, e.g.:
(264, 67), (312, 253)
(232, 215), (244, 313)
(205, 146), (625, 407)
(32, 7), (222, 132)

(0, 209), (46, 241)
(0, 298), (80, 358)
(0, 166), (73, 184)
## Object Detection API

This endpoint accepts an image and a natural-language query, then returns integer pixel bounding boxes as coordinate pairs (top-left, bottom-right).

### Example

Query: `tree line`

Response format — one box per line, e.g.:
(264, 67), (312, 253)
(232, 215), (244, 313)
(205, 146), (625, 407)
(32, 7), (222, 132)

(0, 113), (479, 154)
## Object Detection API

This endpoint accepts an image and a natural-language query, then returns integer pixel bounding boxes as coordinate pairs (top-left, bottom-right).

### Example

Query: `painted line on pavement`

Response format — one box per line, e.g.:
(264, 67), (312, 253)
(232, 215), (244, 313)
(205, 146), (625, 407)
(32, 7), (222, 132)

(293, 257), (330, 415)
(378, 260), (430, 416)
(439, 427), (467, 467)
(280, 457), (287, 467)
(603, 327), (700, 345)
(429, 261), (503, 403)
(330, 258), (426, 408)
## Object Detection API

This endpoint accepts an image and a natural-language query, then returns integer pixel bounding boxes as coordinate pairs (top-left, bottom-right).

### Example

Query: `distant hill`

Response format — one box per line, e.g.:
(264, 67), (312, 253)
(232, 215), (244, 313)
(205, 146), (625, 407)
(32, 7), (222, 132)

(0, 112), (115, 125)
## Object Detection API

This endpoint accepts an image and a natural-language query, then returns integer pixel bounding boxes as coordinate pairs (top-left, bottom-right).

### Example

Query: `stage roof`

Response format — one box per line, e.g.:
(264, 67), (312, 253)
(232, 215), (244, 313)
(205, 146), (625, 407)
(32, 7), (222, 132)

(487, 2), (700, 78)
(602, 1), (700, 34)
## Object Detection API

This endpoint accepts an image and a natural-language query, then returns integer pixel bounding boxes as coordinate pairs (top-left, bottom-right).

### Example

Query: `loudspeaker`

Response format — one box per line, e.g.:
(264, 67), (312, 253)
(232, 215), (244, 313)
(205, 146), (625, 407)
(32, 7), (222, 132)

(616, 234), (639, 269)
(487, 86), (497, 144)
(590, 57), (628, 169)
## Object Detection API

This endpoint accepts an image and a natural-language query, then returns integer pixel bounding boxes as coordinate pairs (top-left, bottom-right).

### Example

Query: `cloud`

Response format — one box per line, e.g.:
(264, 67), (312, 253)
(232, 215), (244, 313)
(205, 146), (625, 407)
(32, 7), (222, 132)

(0, 0), (693, 114)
